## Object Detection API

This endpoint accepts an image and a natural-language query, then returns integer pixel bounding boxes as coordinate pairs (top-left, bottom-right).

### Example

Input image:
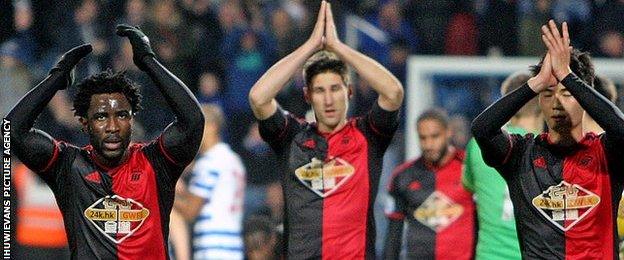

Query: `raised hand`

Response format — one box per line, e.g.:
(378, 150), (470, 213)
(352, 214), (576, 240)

(541, 20), (572, 81)
(116, 24), (155, 70)
(527, 52), (558, 93)
(304, 0), (327, 52)
(324, 1), (342, 51)
(52, 44), (93, 89)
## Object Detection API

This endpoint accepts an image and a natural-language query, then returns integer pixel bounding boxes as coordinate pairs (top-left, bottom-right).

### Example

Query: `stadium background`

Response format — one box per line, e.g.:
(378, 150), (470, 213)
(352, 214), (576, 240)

(2, 0), (623, 258)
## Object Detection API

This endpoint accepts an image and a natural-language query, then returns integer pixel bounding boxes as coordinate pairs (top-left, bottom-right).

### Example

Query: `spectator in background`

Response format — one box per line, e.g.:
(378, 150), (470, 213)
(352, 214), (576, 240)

(57, 0), (110, 78)
(519, 0), (552, 56)
(404, 0), (454, 55)
(197, 71), (225, 107)
(476, 0), (519, 56)
(0, 40), (32, 117)
(597, 31), (624, 58)
(142, 0), (195, 86)
(12, 1), (37, 68)
(360, 0), (418, 64)
(384, 109), (475, 260)
(590, 0), (624, 58)
(445, 1), (478, 55)
(218, 0), (246, 34)
(179, 0), (224, 84)
(462, 72), (542, 260)
(270, 7), (303, 58)
(118, 0), (148, 27)
(174, 104), (246, 260)
(222, 26), (276, 152)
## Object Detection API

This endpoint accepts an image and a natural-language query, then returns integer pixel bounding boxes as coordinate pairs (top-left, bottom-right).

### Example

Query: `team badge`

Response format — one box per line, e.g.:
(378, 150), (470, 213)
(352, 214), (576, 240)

(413, 191), (464, 232)
(294, 157), (355, 197)
(532, 181), (600, 231)
(84, 195), (150, 244)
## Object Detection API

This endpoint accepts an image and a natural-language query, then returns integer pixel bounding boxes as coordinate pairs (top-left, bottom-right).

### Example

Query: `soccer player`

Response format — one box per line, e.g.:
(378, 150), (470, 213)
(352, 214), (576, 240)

(247, 1), (404, 258)
(384, 109), (475, 260)
(7, 24), (204, 259)
(462, 72), (543, 260)
(472, 20), (624, 259)
(173, 104), (246, 259)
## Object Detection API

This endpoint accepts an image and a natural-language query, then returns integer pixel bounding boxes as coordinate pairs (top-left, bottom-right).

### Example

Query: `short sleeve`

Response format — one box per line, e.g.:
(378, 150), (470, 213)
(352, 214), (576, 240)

(188, 167), (220, 200)
(258, 106), (302, 154)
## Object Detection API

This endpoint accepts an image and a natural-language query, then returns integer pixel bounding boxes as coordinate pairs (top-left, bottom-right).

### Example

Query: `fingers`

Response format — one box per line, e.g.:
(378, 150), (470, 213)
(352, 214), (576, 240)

(65, 44), (93, 60)
(543, 52), (552, 71)
(314, 1), (326, 31)
(325, 2), (337, 39)
(115, 24), (138, 36)
(562, 22), (570, 47)
(548, 20), (561, 42)
(541, 24), (557, 51)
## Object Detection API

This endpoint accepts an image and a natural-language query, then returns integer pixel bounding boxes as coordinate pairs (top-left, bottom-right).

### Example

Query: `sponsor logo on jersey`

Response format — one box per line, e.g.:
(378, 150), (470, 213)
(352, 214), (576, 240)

(294, 157), (355, 197)
(532, 181), (600, 231)
(84, 195), (150, 244)
(413, 191), (464, 232)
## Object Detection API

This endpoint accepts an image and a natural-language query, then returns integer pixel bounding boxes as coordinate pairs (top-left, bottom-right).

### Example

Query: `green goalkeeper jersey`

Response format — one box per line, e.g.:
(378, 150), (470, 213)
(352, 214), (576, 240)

(462, 126), (526, 260)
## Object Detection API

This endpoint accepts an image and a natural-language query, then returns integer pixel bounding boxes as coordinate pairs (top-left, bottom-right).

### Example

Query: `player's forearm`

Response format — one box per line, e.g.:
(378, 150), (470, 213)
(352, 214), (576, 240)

(249, 42), (317, 117)
(561, 73), (624, 137)
(383, 219), (403, 260)
(331, 42), (404, 110)
(141, 57), (204, 132)
(472, 84), (536, 141)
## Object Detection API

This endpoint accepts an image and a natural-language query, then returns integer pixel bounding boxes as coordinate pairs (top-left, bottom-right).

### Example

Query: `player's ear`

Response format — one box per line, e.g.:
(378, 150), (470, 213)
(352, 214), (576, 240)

(303, 86), (311, 104)
(79, 117), (88, 132)
(347, 84), (353, 99)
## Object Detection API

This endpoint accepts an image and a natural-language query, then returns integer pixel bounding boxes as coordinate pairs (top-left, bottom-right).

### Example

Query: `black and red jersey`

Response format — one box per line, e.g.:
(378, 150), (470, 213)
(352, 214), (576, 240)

(37, 138), (184, 260)
(494, 132), (622, 259)
(472, 73), (624, 260)
(258, 102), (399, 259)
(386, 149), (475, 259)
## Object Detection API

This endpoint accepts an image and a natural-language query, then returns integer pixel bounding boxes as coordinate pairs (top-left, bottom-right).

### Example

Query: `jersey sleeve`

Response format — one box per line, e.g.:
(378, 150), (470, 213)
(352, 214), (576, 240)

(364, 101), (400, 140)
(188, 166), (220, 200)
(386, 173), (407, 221)
(143, 138), (188, 190)
(461, 139), (477, 192)
(257, 106), (302, 154)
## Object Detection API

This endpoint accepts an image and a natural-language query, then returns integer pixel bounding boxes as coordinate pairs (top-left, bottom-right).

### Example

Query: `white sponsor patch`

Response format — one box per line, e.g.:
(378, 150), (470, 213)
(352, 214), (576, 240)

(413, 191), (464, 232)
(294, 157), (355, 198)
(84, 195), (150, 244)
(532, 181), (600, 231)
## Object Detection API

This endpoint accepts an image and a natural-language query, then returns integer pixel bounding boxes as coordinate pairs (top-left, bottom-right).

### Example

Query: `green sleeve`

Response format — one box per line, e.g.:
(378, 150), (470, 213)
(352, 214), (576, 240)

(462, 139), (477, 192)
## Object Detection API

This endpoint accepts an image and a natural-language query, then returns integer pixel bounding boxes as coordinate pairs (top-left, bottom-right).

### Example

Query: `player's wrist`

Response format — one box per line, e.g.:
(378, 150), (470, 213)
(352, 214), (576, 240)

(527, 77), (545, 93)
(554, 67), (572, 82)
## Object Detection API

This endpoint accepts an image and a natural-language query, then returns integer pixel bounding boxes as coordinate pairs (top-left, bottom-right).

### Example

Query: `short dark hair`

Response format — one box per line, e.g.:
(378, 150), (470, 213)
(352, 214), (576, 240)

(73, 69), (142, 118)
(530, 48), (595, 86)
(593, 74), (617, 102)
(416, 108), (450, 129)
(303, 51), (350, 87)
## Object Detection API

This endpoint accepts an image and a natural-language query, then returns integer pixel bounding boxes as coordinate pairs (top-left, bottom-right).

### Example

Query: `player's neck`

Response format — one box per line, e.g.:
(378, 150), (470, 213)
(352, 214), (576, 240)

(428, 146), (454, 168)
(93, 149), (130, 170)
(548, 126), (583, 146)
(317, 118), (348, 134)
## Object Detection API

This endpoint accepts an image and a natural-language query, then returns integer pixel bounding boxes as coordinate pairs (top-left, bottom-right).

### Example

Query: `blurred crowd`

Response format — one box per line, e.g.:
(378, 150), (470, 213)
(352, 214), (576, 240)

(3, 0), (624, 259)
